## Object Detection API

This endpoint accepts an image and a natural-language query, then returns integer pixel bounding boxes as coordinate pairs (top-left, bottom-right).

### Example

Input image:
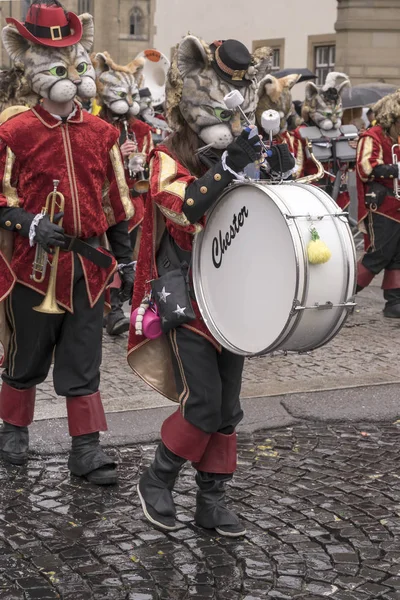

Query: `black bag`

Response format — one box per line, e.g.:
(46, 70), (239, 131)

(151, 234), (196, 333)
(365, 182), (388, 209)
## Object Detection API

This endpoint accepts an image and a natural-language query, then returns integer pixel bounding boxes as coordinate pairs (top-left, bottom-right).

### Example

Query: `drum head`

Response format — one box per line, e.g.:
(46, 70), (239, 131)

(193, 183), (299, 355)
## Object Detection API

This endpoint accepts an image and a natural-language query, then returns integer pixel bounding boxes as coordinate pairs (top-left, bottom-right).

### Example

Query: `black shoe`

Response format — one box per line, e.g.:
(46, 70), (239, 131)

(0, 422), (29, 465)
(383, 303), (400, 318)
(137, 442), (186, 531)
(106, 310), (130, 336)
(195, 471), (246, 537)
(68, 432), (118, 485)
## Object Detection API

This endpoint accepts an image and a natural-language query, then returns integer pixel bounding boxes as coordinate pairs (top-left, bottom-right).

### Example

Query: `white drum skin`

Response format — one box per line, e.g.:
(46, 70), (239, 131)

(192, 181), (356, 356)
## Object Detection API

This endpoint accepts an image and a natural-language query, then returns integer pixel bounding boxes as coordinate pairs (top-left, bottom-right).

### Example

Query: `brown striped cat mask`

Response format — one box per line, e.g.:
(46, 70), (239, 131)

(1, 13), (96, 103)
(256, 74), (301, 134)
(92, 52), (144, 118)
(166, 35), (271, 149)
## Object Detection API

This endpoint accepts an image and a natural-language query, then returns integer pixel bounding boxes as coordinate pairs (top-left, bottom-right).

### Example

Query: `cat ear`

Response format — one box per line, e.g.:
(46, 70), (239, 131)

(259, 74), (279, 101)
(1, 25), (29, 69)
(280, 73), (301, 90)
(305, 81), (319, 101)
(92, 52), (109, 76)
(323, 71), (350, 95)
(78, 13), (94, 52)
(176, 35), (209, 78)
(251, 46), (273, 83)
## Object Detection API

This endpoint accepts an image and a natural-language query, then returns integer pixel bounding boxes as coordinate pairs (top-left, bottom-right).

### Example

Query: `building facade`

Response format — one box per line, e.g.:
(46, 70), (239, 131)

(0, 0), (156, 67)
(0, 1), (399, 96)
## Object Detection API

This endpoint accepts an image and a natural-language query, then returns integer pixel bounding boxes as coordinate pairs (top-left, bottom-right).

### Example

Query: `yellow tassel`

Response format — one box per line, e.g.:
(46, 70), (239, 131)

(307, 228), (332, 264)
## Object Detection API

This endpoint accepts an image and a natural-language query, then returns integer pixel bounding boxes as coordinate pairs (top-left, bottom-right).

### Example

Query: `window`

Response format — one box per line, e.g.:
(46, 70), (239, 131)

(271, 49), (281, 73)
(78, 0), (93, 13)
(315, 45), (335, 85)
(130, 7), (144, 36)
(252, 38), (285, 72)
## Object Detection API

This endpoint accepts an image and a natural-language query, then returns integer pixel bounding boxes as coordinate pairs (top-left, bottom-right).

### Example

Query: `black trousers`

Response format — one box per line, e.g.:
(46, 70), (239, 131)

(362, 213), (400, 274)
(167, 326), (244, 434)
(2, 258), (104, 396)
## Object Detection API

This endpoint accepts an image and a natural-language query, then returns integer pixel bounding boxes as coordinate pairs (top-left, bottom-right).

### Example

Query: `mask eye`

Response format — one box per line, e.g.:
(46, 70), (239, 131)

(117, 91), (127, 99)
(214, 107), (233, 122)
(49, 66), (67, 78)
(77, 62), (88, 75)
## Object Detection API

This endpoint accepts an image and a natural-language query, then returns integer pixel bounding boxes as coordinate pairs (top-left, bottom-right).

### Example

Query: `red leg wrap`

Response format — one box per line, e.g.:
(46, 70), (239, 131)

(193, 431), (237, 474)
(357, 262), (375, 289)
(382, 269), (400, 290)
(0, 382), (35, 427)
(66, 392), (108, 437)
(161, 409), (211, 462)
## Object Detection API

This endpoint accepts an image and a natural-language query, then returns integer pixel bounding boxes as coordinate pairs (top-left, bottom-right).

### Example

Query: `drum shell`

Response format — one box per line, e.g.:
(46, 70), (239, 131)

(192, 181), (356, 356)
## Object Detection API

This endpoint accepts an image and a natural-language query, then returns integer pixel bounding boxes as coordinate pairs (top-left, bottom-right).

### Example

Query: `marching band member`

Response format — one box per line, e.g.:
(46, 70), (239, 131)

(128, 36), (291, 535)
(293, 72), (352, 208)
(356, 91), (400, 318)
(92, 52), (153, 336)
(0, 1), (134, 485)
(255, 74), (299, 179)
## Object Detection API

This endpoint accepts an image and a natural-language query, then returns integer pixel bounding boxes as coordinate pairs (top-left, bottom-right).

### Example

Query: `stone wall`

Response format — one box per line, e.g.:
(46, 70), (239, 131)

(335, 0), (400, 85)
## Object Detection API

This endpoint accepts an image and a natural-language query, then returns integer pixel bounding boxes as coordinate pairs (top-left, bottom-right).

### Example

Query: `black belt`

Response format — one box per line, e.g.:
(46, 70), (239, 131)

(63, 236), (113, 269)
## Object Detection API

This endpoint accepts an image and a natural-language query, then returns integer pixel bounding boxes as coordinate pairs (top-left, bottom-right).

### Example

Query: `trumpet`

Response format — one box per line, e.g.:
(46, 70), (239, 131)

(296, 139), (325, 184)
(392, 143), (400, 200)
(31, 179), (65, 315)
(123, 121), (149, 193)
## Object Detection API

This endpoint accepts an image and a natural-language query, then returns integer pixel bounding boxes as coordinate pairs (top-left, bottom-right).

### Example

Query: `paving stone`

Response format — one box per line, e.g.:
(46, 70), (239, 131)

(2, 423), (400, 597)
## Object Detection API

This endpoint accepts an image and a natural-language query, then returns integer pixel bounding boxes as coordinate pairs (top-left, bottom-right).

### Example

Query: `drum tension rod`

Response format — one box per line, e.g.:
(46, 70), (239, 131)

(294, 301), (357, 311)
(285, 212), (348, 220)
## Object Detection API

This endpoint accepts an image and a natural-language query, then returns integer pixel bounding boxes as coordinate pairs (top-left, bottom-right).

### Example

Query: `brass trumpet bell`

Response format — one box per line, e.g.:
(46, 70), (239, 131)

(33, 286), (65, 315)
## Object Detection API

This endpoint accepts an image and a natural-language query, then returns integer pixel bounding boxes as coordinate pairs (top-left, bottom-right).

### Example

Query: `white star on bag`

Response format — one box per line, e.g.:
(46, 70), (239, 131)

(173, 304), (187, 318)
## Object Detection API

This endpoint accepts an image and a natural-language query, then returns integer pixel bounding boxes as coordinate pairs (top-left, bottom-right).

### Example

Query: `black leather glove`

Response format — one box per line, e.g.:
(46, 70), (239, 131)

(119, 264), (135, 303)
(34, 213), (65, 253)
(267, 143), (295, 173)
(371, 164), (399, 179)
(226, 127), (262, 171)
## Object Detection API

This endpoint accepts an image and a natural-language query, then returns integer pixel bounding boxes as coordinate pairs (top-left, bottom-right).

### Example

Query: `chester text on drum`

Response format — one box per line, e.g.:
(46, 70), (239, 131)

(212, 206), (249, 269)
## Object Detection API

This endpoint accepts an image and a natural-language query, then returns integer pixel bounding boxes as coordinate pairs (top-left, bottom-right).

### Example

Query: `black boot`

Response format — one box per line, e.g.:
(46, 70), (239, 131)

(137, 442), (186, 531)
(383, 289), (400, 318)
(106, 289), (130, 336)
(195, 471), (246, 537)
(0, 422), (29, 465)
(68, 432), (118, 485)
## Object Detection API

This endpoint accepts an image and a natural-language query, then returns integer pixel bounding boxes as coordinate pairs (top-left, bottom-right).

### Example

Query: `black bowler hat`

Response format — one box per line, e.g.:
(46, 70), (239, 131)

(139, 87), (152, 98)
(210, 39), (252, 88)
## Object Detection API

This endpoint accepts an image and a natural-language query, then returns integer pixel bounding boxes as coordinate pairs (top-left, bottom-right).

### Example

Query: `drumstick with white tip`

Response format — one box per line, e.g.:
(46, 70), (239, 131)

(224, 91), (280, 151)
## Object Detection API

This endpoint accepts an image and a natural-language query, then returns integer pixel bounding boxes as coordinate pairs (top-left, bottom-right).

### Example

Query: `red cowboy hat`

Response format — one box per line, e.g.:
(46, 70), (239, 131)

(6, 3), (82, 48)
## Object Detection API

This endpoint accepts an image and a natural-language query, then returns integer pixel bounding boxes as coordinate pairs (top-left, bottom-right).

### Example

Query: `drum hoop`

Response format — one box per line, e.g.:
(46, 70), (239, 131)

(192, 181), (304, 356)
(290, 182), (357, 351)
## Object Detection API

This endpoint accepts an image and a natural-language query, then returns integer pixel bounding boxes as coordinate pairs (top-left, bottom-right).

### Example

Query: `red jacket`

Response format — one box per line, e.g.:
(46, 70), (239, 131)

(356, 125), (400, 224)
(0, 102), (133, 312)
(128, 145), (219, 401)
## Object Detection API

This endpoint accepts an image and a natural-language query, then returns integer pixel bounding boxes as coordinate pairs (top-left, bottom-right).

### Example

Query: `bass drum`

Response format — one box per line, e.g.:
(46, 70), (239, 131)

(192, 181), (356, 356)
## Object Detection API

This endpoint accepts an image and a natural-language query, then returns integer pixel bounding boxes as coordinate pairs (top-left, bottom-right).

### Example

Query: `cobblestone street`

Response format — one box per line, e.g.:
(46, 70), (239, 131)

(35, 278), (400, 421)
(2, 422), (400, 599)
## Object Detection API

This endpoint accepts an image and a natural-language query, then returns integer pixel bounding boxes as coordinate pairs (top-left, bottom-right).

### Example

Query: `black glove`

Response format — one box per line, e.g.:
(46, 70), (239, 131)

(119, 264), (135, 303)
(371, 164), (399, 179)
(267, 143), (295, 173)
(226, 127), (262, 171)
(34, 213), (65, 253)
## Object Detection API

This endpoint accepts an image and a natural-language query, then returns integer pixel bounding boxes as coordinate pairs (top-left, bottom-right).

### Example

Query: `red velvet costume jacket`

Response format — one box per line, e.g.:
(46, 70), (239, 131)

(356, 125), (400, 227)
(0, 103), (133, 312)
(116, 117), (153, 233)
(128, 145), (219, 401)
